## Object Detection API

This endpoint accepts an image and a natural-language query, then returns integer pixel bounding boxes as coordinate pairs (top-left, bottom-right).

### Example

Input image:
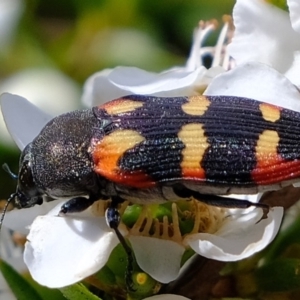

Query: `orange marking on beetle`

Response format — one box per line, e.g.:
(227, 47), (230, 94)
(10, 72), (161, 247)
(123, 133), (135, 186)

(100, 99), (144, 115)
(92, 129), (155, 188)
(178, 123), (208, 179)
(182, 96), (210, 116)
(252, 159), (300, 185)
(259, 103), (281, 122)
(251, 129), (300, 184)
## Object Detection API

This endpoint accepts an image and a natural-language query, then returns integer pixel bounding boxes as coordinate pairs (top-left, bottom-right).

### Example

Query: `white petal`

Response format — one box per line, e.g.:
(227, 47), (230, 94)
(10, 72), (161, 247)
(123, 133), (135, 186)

(288, 0), (300, 34)
(129, 236), (185, 284)
(144, 295), (190, 300)
(185, 207), (283, 261)
(224, 193), (262, 203)
(3, 200), (63, 235)
(0, 69), (80, 115)
(204, 62), (300, 112)
(0, 93), (52, 150)
(82, 66), (207, 107)
(24, 214), (120, 288)
(284, 51), (300, 87)
(228, 0), (300, 73)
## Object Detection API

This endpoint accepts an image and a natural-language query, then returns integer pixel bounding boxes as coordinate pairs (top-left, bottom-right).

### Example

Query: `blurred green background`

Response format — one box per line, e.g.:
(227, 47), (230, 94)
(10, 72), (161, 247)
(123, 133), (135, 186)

(0, 0), (235, 200)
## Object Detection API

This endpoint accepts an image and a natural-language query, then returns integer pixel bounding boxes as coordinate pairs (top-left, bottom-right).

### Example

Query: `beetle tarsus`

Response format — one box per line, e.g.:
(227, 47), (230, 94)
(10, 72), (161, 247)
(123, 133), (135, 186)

(106, 197), (137, 291)
(173, 185), (270, 215)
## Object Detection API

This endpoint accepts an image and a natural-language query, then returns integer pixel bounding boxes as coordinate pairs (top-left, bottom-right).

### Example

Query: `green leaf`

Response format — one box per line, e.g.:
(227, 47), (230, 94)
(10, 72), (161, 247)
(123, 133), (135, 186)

(93, 265), (116, 286)
(60, 283), (101, 300)
(24, 274), (66, 300)
(255, 258), (300, 292)
(263, 215), (300, 264)
(0, 260), (42, 300)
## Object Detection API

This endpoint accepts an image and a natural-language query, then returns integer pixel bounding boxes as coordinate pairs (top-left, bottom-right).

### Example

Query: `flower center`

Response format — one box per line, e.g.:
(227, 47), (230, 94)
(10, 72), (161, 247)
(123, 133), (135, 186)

(91, 198), (227, 246)
(186, 16), (235, 73)
(121, 199), (227, 246)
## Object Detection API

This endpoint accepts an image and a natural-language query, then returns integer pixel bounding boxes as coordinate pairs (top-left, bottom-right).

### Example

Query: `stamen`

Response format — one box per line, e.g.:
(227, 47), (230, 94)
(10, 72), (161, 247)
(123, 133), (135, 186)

(130, 206), (149, 235)
(212, 15), (234, 69)
(190, 201), (201, 235)
(126, 199), (228, 247)
(152, 218), (160, 238)
(186, 20), (218, 71)
(171, 203), (182, 244)
(161, 216), (169, 239)
(186, 15), (235, 73)
(212, 22), (229, 67)
(92, 199), (228, 248)
(91, 199), (107, 217)
(141, 211), (153, 235)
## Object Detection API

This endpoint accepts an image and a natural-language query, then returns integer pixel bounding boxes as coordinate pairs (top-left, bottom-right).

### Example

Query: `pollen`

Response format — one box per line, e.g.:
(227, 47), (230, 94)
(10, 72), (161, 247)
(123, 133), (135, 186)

(135, 272), (148, 285)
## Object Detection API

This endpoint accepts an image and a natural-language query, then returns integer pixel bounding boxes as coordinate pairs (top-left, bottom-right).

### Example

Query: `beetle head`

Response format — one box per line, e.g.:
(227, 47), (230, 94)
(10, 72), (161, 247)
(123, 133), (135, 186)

(14, 143), (44, 208)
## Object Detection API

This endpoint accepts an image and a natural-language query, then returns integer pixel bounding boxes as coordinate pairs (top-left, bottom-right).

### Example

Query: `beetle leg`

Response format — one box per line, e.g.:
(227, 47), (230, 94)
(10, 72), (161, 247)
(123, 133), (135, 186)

(173, 185), (269, 214)
(106, 196), (136, 291)
(59, 196), (95, 215)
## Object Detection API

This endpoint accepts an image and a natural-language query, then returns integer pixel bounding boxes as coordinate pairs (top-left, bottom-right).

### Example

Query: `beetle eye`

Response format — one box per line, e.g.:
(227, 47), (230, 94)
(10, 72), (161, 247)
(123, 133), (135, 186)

(18, 160), (36, 194)
(17, 143), (39, 197)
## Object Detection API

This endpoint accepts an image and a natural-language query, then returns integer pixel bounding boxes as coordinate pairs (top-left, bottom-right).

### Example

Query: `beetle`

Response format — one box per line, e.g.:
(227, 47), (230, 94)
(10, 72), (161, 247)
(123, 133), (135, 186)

(7, 94), (300, 211)
(3, 94), (300, 286)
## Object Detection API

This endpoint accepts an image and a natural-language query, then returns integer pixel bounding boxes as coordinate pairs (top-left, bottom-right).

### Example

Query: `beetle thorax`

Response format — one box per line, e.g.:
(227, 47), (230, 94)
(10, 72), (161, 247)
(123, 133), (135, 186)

(25, 109), (102, 199)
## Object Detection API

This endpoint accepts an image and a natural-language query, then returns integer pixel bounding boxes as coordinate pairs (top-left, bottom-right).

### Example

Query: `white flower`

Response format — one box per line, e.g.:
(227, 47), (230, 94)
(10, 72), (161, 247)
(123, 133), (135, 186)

(0, 81), (286, 290)
(21, 198), (283, 288)
(1, 12), (293, 291)
(82, 20), (232, 107)
(204, 62), (300, 112)
(228, 0), (300, 87)
(23, 203), (120, 288)
(1, 93), (52, 150)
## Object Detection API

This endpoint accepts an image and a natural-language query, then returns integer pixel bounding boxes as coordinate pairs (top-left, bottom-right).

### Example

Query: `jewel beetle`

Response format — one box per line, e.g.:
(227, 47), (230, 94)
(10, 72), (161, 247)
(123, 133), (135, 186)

(4, 94), (290, 216)
(3, 94), (300, 286)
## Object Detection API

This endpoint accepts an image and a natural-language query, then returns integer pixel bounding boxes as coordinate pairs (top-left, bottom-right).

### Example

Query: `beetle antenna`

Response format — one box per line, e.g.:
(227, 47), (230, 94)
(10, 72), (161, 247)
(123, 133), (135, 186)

(2, 163), (18, 180)
(0, 193), (16, 233)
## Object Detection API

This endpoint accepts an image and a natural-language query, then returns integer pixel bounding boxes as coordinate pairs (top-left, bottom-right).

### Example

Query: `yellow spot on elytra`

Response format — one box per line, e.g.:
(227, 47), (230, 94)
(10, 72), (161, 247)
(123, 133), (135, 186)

(259, 103), (280, 122)
(93, 129), (144, 176)
(102, 99), (144, 115)
(182, 96), (210, 116)
(255, 130), (280, 168)
(178, 123), (208, 179)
